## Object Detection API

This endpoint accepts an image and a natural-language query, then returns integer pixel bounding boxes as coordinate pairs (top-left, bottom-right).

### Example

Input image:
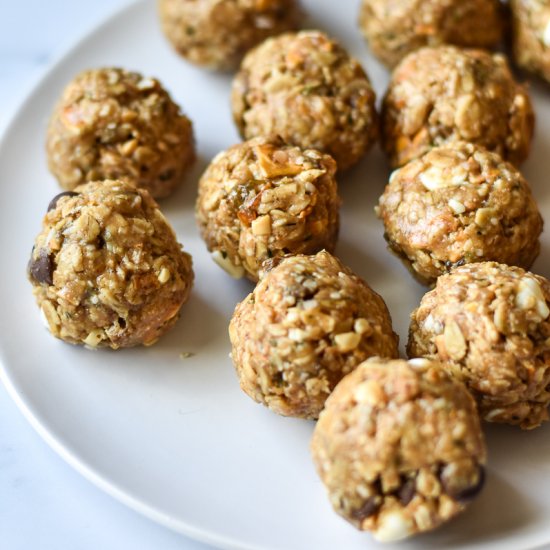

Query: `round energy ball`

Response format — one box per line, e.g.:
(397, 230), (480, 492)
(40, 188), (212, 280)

(359, 0), (504, 68)
(28, 180), (194, 349)
(377, 142), (543, 285)
(311, 357), (487, 542)
(231, 30), (378, 170)
(196, 136), (340, 281)
(46, 68), (195, 198)
(229, 251), (399, 419)
(408, 262), (550, 429)
(381, 46), (534, 169)
(158, 0), (302, 71)
(511, 0), (550, 83)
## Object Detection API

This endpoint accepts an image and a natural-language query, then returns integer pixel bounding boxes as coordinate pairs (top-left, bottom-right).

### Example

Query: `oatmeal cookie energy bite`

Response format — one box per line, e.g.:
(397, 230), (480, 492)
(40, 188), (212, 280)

(511, 0), (550, 83)
(196, 136), (340, 281)
(232, 30), (378, 170)
(381, 46), (534, 169)
(311, 358), (486, 542)
(377, 142), (542, 285)
(229, 251), (399, 419)
(359, 0), (504, 68)
(158, 0), (302, 71)
(28, 180), (194, 349)
(46, 68), (195, 198)
(408, 262), (550, 429)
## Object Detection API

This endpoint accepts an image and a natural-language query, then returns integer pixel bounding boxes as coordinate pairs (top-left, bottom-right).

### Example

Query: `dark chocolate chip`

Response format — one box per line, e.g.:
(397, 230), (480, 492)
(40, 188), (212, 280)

(28, 248), (54, 285)
(47, 191), (78, 212)
(159, 168), (175, 181)
(397, 478), (416, 506)
(445, 258), (466, 270)
(440, 464), (485, 503)
(350, 497), (381, 521)
(454, 465), (485, 502)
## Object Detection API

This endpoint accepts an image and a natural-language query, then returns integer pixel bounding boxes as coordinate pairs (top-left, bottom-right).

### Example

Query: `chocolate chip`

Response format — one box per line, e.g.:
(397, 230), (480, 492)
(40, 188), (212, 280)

(159, 168), (175, 181)
(397, 478), (416, 506)
(47, 191), (78, 212)
(454, 465), (485, 502)
(440, 464), (485, 503)
(28, 248), (54, 285)
(350, 497), (381, 521)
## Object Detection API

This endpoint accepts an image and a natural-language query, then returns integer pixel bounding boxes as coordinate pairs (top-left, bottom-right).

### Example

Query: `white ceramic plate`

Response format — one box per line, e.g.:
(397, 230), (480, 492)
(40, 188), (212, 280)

(2, 1), (550, 549)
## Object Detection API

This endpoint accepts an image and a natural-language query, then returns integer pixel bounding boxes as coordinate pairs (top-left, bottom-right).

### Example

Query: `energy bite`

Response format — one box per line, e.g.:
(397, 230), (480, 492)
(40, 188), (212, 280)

(377, 142), (543, 285)
(311, 358), (486, 542)
(46, 68), (195, 198)
(511, 0), (550, 83)
(229, 251), (399, 419)
(381, 46), (534, 169)
(408, 262), (550, 429)
(359, 0), (504, 68)
(158, 0), (302, 71)
(232, 30), (378, 170)
(196, 136), (340, 281)
(28, 180), (194, 349)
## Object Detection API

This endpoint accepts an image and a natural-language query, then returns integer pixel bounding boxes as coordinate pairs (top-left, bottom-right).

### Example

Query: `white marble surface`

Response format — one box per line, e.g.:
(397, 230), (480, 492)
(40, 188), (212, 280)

(0, 1), (213, 548)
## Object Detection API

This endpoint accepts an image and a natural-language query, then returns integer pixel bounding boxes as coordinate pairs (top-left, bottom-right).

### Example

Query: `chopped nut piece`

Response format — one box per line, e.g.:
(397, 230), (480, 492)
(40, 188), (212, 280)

(335, 332), (361, 353)
(448, 199), (466, 215)
(375, 511), (412, 543)
(474, 207), (495, 227)
(84, 328), (106, 348)
(251, 214), (271, 236)
(419, 164), (467, 191)
(255, 144), (303, 177)
(444, 320), (467, 360)
(157, 267), (171, 284)
(353, 379), (385, 406)
(516, 277), (550, 319)
(354, 318), (371, 335)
